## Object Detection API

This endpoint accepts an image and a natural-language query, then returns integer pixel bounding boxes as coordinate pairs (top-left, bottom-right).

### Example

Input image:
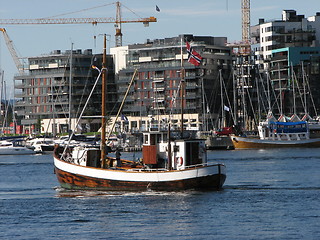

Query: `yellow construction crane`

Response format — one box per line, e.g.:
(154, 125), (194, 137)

(0, 28), (24, 74)
(241, 0), (250, 44)
(0, 1), (157, 47)
(227, 0), (250, 55)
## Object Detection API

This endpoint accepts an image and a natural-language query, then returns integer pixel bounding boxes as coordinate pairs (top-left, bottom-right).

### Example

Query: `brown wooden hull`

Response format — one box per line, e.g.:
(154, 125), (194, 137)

(231, 136), (320, 149)
(54, 167), (226, 191)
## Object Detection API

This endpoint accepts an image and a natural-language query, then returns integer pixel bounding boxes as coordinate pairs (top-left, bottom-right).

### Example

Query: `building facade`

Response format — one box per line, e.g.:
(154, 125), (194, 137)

(251, 10), (319, 67)
(250, 10), (320, 119)
(14, 49), (117, 135)
(111, 34), (234, 132)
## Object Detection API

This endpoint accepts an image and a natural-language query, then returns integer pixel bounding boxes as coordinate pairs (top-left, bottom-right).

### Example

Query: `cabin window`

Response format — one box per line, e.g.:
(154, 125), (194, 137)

(157, 134), (162, 143)
(150, 135), (156, 145)
(173, 146), (179, 152)
(186, 142), (201, 166)
(144, 135), (149, 144)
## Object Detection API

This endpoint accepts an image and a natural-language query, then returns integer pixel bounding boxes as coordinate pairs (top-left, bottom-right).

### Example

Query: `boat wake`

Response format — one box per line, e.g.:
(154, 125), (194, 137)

(54, 186), (212, 198)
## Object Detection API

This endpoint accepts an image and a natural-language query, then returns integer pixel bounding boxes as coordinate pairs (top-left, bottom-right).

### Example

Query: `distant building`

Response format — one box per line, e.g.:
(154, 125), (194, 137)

(111, 34), (234, 131)
(14, 49), (117, 135)
(251, 10), (320, 69)
(270, 47), (320, 116)
(250, 10), (320, 118)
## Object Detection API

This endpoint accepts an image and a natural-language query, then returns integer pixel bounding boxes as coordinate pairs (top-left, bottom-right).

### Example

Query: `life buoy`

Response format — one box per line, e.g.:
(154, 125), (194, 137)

(176, 156), (183, 166)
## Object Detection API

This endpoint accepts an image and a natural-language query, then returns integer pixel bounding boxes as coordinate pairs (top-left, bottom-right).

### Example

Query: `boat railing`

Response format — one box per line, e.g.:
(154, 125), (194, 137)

(126, 168), (169, 172)
(184, 163), (208, 169)
(126, 163), (213, 172)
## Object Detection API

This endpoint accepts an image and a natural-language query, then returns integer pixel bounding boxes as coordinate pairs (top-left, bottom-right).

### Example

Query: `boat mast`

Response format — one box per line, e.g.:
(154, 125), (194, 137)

(291, 63), (297, 117)
(101, 34), (107, 168)
(180, 37), (185, 136)
(167, 123), (172, 170)
(302, 61), (308, 116)
(278, 63), (283, 118)
(69, 43), (73, 134)
(232, 69), (238, 126)
(219, 69), (225, 128)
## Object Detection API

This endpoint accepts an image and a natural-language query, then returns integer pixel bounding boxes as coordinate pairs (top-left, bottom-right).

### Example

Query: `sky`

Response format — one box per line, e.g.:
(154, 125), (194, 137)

(0, 0), (319, 98)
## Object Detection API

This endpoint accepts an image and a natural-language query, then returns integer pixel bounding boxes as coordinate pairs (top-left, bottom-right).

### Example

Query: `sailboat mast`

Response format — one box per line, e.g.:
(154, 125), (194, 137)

(291, 63), (297, 116)
(180, 38), (185, 135)
(219, 69), (225, 128)
(302, 61), (308, 115)
(69, 43), (73, 133)
(101, 34), (107, 168)
(278, 63), (283, 117)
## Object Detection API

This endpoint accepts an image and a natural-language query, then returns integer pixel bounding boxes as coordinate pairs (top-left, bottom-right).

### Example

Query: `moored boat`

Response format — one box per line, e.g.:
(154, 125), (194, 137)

(231, 120), (320, 148)
(0, 139), (35, 155)
(26, 137), (55, 154)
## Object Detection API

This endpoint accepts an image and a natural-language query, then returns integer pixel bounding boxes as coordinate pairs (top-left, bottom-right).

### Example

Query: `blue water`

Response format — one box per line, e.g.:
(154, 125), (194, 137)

(0, 148), (319, 240)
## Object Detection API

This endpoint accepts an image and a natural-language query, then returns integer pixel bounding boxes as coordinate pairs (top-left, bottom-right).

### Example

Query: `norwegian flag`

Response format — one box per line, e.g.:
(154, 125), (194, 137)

(186, 41), (202, 66)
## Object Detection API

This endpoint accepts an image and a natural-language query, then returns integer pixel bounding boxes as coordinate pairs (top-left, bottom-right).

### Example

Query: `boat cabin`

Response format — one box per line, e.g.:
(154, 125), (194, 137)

(258, 121), (309, 140)
(142, 129), (207, 170)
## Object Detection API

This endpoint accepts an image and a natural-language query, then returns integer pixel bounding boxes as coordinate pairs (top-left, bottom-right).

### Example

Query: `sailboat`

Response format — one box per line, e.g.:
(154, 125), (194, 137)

(53, 37), (226, 191)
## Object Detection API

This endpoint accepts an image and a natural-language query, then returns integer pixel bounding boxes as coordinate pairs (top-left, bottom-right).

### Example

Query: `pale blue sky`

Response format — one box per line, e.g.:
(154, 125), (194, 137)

(0, 0), (319, 96)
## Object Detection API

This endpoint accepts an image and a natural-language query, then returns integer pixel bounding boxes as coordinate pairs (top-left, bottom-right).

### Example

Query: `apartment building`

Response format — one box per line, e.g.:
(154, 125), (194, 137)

(110, 34), (234, 132)
(251, 10), (319, 66)
(250, 10), (320, 118)
(14, 49), (116, 134)
(269, 47), (320, 116)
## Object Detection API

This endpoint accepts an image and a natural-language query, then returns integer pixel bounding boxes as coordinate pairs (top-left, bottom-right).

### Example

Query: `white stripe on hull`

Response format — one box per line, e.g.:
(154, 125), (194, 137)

(54, 156), (225, 183)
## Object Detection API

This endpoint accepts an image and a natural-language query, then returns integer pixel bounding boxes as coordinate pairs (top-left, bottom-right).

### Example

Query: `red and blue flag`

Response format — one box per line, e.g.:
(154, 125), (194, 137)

(186, 41), (202, 66)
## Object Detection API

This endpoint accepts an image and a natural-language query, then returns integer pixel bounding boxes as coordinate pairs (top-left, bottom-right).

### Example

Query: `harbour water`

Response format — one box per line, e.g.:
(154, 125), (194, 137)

(0, 148), (319, 240)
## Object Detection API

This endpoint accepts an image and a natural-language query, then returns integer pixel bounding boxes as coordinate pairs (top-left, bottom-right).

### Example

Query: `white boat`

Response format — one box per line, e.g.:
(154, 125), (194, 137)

(0, 139), (35, 155)
(231, 120), (320, 148)
(26, 137), (55, 154)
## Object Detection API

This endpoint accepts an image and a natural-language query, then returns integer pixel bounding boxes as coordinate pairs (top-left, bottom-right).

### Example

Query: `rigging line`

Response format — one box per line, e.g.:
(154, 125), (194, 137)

(257, 71), (269, 115)
(271, 89), (282, 114)
(61, 67), (104, 159)
(169, 80), (182, 117)
(202, 84), (215, 130)
(291, 69), (305, 114)
(256, 83), (268, 118)
(305, 71), (317, 116)
(267, 72), (281, 114)
(300, 62), (317, 116)
(221, 72), (236, 125)
(243, 77), (259, 129)
(44, 2), (116, 18)
(75, 55), (97, 118)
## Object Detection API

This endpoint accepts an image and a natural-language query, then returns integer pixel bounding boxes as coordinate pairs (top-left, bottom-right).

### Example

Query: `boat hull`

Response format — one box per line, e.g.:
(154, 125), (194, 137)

(231, 135), (320, 149)
(54, 156), (226, 191)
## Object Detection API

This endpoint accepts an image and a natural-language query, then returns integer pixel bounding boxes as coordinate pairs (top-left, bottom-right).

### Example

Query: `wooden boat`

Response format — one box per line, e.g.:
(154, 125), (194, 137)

(231, 120), (320, 148)
(54, 128), (226, 191)
(0, 139), (35, 155)
(53, 36), (226, 191)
